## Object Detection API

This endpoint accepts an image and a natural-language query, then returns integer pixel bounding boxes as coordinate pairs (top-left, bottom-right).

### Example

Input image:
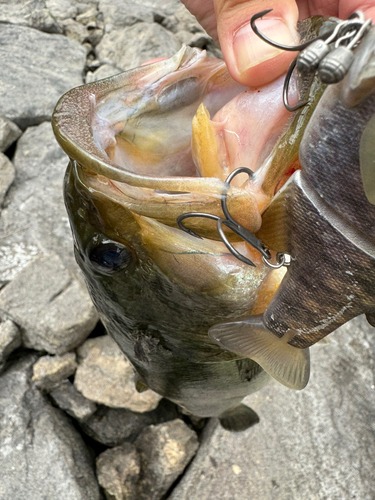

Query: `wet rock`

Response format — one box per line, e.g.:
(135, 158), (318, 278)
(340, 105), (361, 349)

(135, 419), (199, 500)
(96, 22), (181, 71)
(0, 153), (15, 206)
(0, 355), (101, 499)
(0, 319), (21, 372)
(50, 380), (97, 422)
(168, 316), (375, 500)
(86, 63), (121, 83)
(0, 25), (86, 129)
(0, 254), (98, 354)
(0, 115), (22, 153)
(75, 335), (162, 411)
(32, 352), (77, 391)
(81, 399), (179, 447)
(96, 442), (141, 500)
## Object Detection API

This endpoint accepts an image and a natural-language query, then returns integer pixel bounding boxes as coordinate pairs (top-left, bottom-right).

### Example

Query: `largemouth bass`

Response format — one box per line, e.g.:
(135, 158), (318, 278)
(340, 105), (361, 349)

(53, 23), (375, 428)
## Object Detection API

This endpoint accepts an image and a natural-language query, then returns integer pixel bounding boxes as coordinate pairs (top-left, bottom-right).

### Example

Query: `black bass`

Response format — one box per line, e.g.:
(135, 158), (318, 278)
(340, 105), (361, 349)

(53, 25), (375, 427)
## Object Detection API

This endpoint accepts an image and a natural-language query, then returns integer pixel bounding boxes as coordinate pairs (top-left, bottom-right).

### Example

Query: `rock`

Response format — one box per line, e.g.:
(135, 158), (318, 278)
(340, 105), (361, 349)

(0, 254), (98, 354)
(99, 0), (153, 32)
(0, 115), (22, 153)
(0, 355), (101, 499)
(86, 63), (121, 83)
(81, 399), (179, 447)
(49, 380), (97, 422)
(0, 122), (78, 284)
(168, 316), (375, 500)
(0, 153), (15, 206)
(96, 22), (181, 71)
(32, 352), (77, 391)
(0, 25), (86, 129)
(96, 442), (141, 500)
(0, 0), (99, 33)
(75, 335), (162, 411)
(0, 319), (21, 372)
(135, 419), (199, 500)
(0, 0), (63, 33)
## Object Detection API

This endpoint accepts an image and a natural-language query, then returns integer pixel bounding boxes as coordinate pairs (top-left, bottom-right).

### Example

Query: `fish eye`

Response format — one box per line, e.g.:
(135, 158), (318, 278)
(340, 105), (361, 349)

(88, 241), (132, 274)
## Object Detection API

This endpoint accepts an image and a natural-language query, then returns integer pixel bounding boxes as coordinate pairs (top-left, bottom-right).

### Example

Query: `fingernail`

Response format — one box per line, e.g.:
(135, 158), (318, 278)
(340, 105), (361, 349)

(233, 18), (298, 74)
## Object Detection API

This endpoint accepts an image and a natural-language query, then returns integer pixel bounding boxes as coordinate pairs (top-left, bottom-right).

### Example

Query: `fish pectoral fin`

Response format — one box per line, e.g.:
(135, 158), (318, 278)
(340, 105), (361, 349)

(219, 404), (259, 432)
(209, 315), (310, 390)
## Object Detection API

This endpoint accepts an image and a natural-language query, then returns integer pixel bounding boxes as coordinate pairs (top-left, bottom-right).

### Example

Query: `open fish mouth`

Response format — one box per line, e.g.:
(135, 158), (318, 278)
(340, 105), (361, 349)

(53, 19), (375, 397)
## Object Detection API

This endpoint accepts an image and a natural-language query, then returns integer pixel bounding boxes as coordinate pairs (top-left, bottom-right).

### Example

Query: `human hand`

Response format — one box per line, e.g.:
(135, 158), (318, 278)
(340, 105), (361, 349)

(181, 0), (375, 87)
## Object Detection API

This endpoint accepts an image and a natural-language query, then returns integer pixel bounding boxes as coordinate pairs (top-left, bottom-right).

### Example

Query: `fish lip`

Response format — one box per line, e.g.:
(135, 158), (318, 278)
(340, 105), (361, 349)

(52, 49), (228, 197)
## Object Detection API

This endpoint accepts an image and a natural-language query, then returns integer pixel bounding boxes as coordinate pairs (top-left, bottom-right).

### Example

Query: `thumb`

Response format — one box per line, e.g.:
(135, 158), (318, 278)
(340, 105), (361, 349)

(214, 0), (300, 87)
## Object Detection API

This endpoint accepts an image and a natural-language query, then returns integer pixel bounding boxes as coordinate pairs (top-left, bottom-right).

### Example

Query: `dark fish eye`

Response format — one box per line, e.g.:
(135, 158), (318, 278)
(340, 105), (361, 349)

(89, 241), (132, 274)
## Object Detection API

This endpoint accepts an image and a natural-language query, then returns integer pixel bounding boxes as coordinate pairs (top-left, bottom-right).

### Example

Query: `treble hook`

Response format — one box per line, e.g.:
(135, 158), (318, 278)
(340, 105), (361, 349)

(177, 168), (277, 267)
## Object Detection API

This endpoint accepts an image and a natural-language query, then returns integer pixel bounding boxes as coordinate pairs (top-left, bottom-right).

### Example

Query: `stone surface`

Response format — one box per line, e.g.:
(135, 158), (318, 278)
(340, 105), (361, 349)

(0, 122), (79, 284)
(0, 0), (99, 34)
(0, 153), (15, 206)
(0, 0), (63, 33)
(136, 419), (199, 500)
(50, 380), (97, 422)
(99, 0), (153, 32)
(81, 399), (179, 447)
(75, 335), (162, 411)
(0, 319), (21, 372)
(96, 22), (181, 71)
(32, 352), (77, 391)
(96, 442), (141, 500)
(86, 63), (122, 83)
(0, 25), (86, 129)
(0, 115), (22, 152)
(0, 254), (98, 354)
(0, 355), (101, 500)
(168, 316), (375, 500)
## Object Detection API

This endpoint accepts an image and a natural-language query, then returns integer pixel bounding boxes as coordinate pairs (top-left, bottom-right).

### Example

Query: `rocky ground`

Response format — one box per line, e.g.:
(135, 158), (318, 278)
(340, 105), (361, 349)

(0, 1), (374, 499)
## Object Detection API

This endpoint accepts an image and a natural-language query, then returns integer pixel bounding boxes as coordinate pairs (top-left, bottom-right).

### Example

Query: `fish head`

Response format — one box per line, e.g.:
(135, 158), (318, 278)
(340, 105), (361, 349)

(55, 45), (296, 374)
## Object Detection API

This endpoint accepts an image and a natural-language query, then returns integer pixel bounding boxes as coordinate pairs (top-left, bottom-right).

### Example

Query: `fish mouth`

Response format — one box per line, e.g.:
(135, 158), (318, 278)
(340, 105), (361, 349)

(53, 45), (323, 243)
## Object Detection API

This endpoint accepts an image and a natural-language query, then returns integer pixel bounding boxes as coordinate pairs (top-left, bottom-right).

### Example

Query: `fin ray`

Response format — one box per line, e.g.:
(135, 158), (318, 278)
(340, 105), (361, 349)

(209, 316), (310, 390)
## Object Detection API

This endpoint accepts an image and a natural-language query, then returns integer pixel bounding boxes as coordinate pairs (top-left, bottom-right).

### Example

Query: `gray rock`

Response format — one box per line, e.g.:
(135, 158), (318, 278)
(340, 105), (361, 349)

(49, 380), (97, 422)
(0, 254), (98, 354)
(96, 442), (141, 500)
(0, 0), (63, 33)
(0, 122), (82, 284)
(168, 316), (375, 500)
(99, 0), (153, 32)
(0, 115), (22, 153)
(0, 153), (15, 206)
(135, 419), (199, 500)
(81, 399), (179, 447)
(0, 319), (21, 372)
(75, 335), (162, 411)
(0, 355), (101, 500)
(32, 352), (77, 391)
(96, 22), (181, 71)
(0, 0), (98, 33)
(86, 63), (122, 83)
(0, 25), (86, 129)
